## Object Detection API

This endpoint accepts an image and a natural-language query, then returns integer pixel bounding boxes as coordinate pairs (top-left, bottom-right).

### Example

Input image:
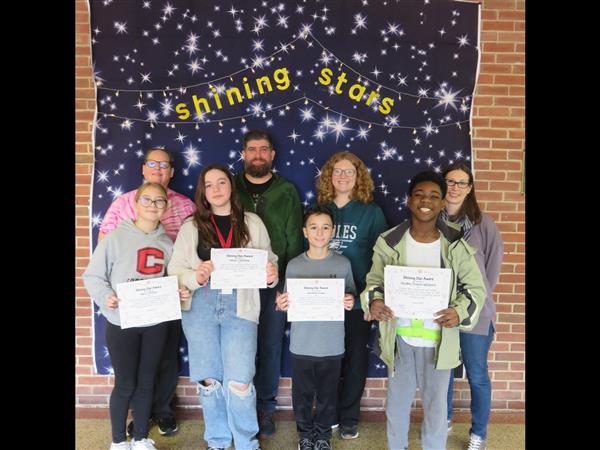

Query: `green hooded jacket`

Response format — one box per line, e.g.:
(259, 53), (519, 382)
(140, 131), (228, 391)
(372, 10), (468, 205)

(235, 172), (304, 277)
(360, 218), (486, 373)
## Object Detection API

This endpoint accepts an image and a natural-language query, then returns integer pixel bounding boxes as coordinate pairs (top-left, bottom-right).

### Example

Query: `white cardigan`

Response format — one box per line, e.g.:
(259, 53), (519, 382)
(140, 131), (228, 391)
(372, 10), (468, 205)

(167, 212), (279, 323)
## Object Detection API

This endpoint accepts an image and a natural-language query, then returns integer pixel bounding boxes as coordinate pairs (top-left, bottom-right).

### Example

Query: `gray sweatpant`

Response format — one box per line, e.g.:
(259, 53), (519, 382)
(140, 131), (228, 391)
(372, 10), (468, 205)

(386, 336), (451, 450)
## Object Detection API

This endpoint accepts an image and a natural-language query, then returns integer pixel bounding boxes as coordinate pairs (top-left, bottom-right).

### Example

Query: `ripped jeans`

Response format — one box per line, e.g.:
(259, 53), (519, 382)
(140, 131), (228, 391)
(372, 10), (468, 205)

(181, 286), (259, 450)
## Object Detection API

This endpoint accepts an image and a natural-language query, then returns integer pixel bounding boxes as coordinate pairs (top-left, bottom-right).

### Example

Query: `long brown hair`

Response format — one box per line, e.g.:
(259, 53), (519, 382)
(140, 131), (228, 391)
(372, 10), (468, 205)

(441, 162), (482, 224)
(193, 164), (249, 248)
(316, 151), (374, 204)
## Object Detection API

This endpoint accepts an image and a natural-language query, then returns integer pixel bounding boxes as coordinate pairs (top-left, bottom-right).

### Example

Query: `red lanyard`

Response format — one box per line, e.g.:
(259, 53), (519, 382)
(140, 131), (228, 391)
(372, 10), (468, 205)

(210, 214), (233, 248)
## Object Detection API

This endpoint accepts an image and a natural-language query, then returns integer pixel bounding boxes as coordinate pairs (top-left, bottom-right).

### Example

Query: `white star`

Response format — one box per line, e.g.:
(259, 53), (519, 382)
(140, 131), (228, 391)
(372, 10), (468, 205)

(140, 72), (151, 83)
(183, 144), (201, 167)
(120, 119), (133, 130)
(252, 39), (264, 52)
(457, 35), (469, 47)
(288, 130), (300, 142)
(187, 58), (204, 75)
(299, 107), (315, 122)
(356, 126), (370, 140)
(353, 13), (367, 31)
(330, 116), (352, 142)
(162, 2), (176, 16)
(113, 21), (127, 34)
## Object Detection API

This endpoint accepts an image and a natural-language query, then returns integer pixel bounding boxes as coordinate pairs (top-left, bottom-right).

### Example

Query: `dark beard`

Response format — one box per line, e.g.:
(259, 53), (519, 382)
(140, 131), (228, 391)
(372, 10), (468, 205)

(244, 160), (272, 178)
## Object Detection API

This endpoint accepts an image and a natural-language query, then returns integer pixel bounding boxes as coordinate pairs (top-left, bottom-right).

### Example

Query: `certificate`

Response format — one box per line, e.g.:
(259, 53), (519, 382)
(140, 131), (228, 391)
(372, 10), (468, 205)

(210, 248), (268, 290)
(116, 276), (182, 329)
(384, 266), (451, 319)
(286, 278), (345, 322)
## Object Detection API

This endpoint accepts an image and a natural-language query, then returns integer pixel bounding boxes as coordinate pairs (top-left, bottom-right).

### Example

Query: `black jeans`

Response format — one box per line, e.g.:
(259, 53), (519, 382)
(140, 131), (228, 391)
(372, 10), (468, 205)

(151, 319), (182, 419)
(292, 356), (342, 441)
(338, 309), (371, 427)
(106, 321), (169, 442)
(255, 280), (287, 413)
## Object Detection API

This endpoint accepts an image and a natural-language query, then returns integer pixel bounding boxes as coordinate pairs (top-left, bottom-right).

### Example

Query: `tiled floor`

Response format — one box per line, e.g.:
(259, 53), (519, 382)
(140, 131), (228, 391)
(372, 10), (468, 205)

(76, 415), (524, 449)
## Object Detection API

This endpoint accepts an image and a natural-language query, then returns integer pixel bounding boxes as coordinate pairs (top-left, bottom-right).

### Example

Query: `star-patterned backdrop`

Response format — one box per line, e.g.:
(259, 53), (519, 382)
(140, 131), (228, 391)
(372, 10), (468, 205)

(88, 0), (481, 377)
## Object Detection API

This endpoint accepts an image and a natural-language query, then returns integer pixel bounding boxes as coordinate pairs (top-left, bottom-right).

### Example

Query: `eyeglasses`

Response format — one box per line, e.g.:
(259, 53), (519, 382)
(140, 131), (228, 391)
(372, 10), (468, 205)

(445, 179), (470, 189)
(138, 196), (168, 209)
(145, 160), (171, 170)
(332, 168), (356, 177)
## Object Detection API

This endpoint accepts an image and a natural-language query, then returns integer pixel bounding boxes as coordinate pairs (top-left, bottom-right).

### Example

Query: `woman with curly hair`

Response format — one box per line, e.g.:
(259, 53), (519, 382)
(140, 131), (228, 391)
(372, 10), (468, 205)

(316, 151), (388, 440)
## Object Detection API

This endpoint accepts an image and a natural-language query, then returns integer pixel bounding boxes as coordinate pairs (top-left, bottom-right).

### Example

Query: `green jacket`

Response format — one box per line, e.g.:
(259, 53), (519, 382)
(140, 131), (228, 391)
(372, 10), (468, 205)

(235, 172), (304, 277)
(360, 218), (486, 373)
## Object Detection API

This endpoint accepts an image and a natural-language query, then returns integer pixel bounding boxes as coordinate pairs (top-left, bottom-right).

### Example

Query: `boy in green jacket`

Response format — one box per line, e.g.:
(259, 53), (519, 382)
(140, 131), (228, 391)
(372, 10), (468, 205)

(360, 171), (486, 450)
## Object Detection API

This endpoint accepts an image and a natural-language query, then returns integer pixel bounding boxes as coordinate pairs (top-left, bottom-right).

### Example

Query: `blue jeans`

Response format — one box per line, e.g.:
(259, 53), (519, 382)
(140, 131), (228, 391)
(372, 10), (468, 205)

(254, 280), (287, 413)
(181, 286), (260, 450)
(447, 323), (494, 439)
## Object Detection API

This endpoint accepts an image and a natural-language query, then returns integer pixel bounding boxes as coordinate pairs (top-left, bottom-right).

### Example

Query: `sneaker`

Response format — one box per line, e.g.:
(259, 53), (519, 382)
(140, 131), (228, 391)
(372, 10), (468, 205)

(340, 424), (359, 440)
(331, 423), (339, 434)
(130, 438), (157, 450)
(467, 433), (487, 450)
(447, 419), (453, 432)
(314, 439), (332, 450)
(110, 442), (131, 450)
(156, 416), (178, 436)
(257, 410), (275, 439)
(298, 437), (314, 450)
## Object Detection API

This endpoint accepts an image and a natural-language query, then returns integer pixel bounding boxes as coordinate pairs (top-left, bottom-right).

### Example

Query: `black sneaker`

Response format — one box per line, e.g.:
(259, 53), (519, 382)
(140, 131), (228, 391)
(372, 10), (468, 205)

(257, 411), (275, 439)
(340, 424), (359, 439)
(298, 437), (314, 450)
(314, 439), (332, 450)
(156, 416), (178, 436)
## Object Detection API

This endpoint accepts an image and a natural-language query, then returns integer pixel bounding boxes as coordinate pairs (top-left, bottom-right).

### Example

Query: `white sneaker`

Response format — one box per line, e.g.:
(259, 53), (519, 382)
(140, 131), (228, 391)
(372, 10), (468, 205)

(467, 433), (487, 450)
(447, 419), (453, 432)
(131, 438), (157, 450)
(110, 442), (131, 450)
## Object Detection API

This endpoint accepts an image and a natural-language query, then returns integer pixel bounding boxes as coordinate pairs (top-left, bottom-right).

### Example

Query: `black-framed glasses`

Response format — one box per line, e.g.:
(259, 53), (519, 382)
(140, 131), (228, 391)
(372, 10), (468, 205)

(139, 196), (168, 209)
(145, 160), (171, 169)
(332, 168), (356, 177)
(445, 179), (470, 189)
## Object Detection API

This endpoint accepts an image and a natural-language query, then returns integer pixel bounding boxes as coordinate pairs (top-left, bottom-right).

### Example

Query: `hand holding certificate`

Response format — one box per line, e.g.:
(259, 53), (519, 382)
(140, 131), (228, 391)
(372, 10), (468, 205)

(286, 278), (345, 322)
(210, 248), (268, 290)
(116, 276), (182, 329)
(384, 266), (451, 320)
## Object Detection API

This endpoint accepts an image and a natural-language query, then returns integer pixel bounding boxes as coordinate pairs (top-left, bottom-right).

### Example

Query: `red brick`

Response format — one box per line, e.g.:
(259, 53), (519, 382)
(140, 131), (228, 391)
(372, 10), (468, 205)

(495, 352), (524, 362)
(498, 10), (525, 21)
(476, 128), (508, 138)
(508, 401), (525, 410)
(490, 118), (523, 129)
(482, 43), (515, 53)
(493, 371), (523, 381)
(485, 21), (515, 31)
(492, 391), (522, 400)
(494, 75), (525, 85)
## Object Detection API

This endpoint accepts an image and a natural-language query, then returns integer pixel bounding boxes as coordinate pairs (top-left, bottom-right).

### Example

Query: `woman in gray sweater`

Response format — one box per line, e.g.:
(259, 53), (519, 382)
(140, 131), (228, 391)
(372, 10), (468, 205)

(442, 163), (504, 450)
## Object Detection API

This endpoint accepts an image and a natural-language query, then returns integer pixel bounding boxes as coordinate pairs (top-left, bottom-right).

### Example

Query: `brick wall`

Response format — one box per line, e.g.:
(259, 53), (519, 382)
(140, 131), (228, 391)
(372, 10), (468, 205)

(75, 0), (525, 412)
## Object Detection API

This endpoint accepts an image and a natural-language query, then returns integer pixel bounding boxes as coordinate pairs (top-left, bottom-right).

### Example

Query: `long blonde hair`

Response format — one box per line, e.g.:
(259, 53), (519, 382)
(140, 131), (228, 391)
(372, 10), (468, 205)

(316, 151), (374, 204)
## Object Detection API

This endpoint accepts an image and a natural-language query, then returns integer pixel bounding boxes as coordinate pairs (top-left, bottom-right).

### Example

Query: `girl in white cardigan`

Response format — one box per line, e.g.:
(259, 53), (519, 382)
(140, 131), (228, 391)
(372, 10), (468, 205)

(168, 164), (277, 450)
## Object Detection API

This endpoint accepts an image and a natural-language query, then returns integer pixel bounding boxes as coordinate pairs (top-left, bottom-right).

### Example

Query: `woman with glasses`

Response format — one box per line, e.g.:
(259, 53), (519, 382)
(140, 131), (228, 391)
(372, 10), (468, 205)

(315, 152), (388, 440)
(167, 164), (278, 450)
(83, 182), (191, 450)
(442, 163), (503, 450)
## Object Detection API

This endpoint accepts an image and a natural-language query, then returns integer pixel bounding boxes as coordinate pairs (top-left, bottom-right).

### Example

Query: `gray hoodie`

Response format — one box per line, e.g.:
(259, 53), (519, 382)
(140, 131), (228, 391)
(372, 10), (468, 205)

(83, 219), (174, 326)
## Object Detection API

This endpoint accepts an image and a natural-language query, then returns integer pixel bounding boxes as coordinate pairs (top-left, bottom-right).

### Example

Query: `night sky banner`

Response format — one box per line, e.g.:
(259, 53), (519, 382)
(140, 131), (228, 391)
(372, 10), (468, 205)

(88, 0), (481, 377)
